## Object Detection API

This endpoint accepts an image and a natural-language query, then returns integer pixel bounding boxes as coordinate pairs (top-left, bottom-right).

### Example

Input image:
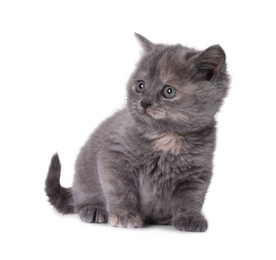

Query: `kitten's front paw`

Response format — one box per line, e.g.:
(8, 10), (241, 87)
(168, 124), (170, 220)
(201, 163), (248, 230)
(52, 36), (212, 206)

(79, 205), (108, 223)
(174, 211), (208, 232)
(109, 211), (143, 228)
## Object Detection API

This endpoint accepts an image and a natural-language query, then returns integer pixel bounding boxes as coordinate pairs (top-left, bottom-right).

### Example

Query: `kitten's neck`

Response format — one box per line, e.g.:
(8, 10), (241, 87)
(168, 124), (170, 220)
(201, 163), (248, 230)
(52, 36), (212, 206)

(132, 115), (216, 138)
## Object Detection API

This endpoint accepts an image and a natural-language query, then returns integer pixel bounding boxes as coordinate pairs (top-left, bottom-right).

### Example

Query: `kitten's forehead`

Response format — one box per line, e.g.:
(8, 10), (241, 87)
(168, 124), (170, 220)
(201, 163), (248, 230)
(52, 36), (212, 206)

(139, 45), (195, 83)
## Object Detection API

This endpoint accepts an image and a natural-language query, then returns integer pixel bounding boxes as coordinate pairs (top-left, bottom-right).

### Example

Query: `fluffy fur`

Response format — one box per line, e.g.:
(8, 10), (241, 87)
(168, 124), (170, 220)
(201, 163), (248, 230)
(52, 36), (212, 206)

(46, 34), (229, 232)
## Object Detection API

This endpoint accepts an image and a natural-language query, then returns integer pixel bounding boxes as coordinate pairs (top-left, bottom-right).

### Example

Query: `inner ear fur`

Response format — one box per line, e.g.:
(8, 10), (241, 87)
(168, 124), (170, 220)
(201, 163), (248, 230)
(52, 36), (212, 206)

(196, 45), (226, 80)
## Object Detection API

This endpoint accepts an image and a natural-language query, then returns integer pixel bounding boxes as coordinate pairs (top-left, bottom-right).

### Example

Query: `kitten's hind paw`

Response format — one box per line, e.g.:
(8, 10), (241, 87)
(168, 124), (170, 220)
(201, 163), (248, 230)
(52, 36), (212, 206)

(79, 205), (108, 223)
(109, 211), (143, 228)
(174, 211), (208, 232)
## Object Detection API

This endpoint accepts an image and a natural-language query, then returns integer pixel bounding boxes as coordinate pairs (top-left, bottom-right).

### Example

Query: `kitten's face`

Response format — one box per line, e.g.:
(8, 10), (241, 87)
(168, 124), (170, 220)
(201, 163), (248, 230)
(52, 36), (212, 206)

(127, 34), (229, 133)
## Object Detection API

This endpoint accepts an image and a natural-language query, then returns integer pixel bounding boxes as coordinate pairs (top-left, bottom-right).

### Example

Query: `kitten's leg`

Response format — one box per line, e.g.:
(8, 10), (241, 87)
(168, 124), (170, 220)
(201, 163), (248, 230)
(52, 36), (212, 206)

(98, 159), (143, 228)
(73, 171), (108, 223)
(172, 171), (211, 232)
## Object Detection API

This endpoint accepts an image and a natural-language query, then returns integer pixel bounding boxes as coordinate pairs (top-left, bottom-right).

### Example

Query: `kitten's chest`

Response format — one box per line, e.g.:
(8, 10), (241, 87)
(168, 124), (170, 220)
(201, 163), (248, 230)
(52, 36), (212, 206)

(139, 152), (191, 195)
(127, 129), (212, 219)
(144, 132), (185, 155)
(138, 152), (191, 219)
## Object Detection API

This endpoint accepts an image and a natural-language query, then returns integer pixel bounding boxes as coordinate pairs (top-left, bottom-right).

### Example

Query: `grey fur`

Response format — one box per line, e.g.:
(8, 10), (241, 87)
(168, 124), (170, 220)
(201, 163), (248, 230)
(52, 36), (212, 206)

(46, 34), (229, 232)
(45, 154), (74, 214)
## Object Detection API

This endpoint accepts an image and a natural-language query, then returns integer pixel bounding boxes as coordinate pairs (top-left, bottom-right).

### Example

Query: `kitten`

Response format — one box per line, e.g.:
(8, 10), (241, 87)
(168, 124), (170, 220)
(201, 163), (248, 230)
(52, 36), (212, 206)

(45, 33), (229, 232)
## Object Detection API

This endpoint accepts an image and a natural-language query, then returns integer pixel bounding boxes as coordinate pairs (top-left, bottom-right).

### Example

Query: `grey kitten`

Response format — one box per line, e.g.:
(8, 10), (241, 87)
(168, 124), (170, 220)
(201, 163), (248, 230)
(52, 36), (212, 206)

(45, 33), (229, 232)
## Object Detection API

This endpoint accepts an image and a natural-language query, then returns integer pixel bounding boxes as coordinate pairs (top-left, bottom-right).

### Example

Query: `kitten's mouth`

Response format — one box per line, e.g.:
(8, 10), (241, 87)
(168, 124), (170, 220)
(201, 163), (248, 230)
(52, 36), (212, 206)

(144, 107), (167, 120)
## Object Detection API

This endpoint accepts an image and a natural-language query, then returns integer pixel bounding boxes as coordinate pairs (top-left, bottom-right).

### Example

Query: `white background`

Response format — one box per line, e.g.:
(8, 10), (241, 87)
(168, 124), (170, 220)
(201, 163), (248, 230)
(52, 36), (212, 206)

(0, 0), (275, 259)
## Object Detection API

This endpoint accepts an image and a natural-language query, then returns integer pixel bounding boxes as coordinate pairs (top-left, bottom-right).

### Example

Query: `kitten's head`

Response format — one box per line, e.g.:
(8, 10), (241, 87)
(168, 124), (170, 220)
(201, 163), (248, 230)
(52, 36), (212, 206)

(127, 33), (230, 133)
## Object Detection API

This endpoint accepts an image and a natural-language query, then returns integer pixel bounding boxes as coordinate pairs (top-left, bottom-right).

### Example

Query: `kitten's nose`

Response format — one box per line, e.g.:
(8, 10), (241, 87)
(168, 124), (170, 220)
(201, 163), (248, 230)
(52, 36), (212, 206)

(140, 100), (152, 109)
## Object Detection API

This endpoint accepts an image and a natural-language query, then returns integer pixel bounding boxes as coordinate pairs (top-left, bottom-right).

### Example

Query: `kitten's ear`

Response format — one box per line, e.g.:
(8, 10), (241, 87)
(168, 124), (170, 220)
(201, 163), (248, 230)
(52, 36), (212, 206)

(135, 33), (154, 52)
(196, 45), (226, 80)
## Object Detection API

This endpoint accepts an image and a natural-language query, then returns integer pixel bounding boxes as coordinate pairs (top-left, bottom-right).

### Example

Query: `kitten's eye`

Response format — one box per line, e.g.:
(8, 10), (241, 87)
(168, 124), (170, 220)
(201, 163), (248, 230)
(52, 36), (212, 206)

(162, 86), (176, 99)
(135, 81), (146, 93)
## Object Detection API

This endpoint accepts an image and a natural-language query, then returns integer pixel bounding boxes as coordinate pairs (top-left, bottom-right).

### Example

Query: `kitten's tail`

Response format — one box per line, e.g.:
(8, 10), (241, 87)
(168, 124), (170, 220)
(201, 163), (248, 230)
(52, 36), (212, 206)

(45, 153), (74, 214)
